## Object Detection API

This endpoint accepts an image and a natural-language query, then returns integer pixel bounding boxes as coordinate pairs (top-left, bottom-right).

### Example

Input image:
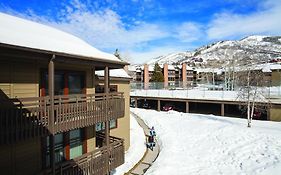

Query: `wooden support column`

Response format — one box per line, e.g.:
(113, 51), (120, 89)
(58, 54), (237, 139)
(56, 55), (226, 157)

(267, 108), (271, 121)
(104, 66), (110, 175)
(157, 100), (161, 111)
(164, 64), (168, 88)
(144, 64), (149, 90)
(134, 97), (138, 108)
(48, 55), (55, 175)
(221, 103), (225, 116)
(186, 101), (189, 113)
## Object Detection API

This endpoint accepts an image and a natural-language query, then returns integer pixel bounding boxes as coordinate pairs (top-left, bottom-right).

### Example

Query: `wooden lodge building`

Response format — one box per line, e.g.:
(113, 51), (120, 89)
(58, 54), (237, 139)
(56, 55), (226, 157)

(0, 13), (130, 175)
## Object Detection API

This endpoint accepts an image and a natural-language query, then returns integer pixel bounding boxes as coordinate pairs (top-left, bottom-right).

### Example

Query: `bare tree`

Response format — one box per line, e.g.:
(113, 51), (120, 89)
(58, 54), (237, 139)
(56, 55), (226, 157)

(236, 64), (271, 127)
(224, 53), (238, 91)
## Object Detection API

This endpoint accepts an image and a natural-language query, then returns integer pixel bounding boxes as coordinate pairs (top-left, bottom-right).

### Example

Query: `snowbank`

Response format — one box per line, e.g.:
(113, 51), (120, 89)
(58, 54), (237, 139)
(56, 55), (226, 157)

(131, 108), (281, 175)
(113, 114), (146, 175)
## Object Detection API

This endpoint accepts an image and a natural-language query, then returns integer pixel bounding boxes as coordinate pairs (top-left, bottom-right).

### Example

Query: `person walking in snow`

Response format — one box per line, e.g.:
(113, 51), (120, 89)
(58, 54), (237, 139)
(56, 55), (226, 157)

(150, 126), (156, 138)
(147, 134), (155, 151)
(147, 126), (156, 151)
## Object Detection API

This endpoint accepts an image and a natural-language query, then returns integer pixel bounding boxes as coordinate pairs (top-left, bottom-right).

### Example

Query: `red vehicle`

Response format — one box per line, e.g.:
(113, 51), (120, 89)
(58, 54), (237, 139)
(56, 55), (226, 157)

(253, 111), (262, 119)
(162, 104), (174, 111)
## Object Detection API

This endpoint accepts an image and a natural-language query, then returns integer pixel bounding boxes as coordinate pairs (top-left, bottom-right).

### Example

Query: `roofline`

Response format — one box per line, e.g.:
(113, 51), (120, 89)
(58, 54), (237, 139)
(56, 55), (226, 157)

(97, 75), (132, 82)
(0, 42), (129, 66)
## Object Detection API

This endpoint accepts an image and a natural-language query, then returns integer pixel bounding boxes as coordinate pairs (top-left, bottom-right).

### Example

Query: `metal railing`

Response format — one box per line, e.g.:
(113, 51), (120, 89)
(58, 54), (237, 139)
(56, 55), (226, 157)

(130, 87), (281, 103)
(0, 92), (125, 144)
(130, 82), (281, 98)
(42, 134), (124, 175)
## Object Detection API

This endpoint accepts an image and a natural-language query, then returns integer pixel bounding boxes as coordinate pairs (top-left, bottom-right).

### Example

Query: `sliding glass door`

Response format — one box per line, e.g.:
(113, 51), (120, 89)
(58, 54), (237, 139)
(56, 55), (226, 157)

(40, 70), (85, 96)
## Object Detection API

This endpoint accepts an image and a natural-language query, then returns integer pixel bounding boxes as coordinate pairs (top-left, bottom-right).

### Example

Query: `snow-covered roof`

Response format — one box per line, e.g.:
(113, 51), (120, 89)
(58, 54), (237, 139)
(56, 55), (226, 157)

(168, 65), (175, 70)
(196, 68), (223, 74)
(95, 69), (131, 79)
(148, 65), (154, 72)
(141, 65), (154, 71)
(237, 63), (281, 72)
(0, 13), (122, 63)
(176, 65), (182, 69)
(128, 65), (136, 72)
(267, 63), (281, 70)
(186, 65), (194, 71)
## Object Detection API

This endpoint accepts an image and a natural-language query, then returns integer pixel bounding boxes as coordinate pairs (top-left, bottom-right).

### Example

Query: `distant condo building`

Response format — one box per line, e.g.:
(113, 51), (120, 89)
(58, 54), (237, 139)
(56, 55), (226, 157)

(128, 63), (197, 89)
(127, 62), (281, 89)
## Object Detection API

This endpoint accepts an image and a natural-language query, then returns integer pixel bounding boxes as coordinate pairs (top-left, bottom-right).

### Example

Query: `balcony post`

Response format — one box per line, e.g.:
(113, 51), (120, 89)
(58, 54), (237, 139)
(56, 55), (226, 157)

(48, 55), (55, 175)
(186, 101), (189, 113)
(221, 103), (225, 116)
(104, 66), (110, 174)
(157, 100), (160, 111)
(134, 97), (138, 108)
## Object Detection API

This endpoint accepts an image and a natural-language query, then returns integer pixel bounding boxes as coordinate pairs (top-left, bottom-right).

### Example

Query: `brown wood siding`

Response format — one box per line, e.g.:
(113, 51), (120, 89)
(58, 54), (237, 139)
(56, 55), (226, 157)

(0, 60), (39, 98)
(0, 61), (11, 83)
(0, 137), (42, 175)
(271, 71), (281, 86)
(0, 84), (11, 97)
(105, 80), (130, 151)
(86, 126), (96, 152)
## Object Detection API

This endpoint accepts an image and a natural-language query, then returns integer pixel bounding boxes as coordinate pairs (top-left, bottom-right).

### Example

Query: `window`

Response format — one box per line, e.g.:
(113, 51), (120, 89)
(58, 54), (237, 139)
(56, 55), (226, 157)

(95, 122), (103, 131)
(95, 119), (117, 132)
(40, 70), (85, 96)
(110, 119), (117, 128)
(42, 73), (64, 95)
(95, 85), (118, 93)
(45, 133), (65, 167)
(69, 129), (83, 159)
(168, 77), (175, 81)
(68, 73), (85, 94)
(43, 129), (86, 168)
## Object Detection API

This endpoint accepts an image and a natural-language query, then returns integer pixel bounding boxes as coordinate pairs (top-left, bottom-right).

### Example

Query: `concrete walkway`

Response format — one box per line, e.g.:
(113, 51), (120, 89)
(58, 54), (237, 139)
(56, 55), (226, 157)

(126, 112), (160, 175)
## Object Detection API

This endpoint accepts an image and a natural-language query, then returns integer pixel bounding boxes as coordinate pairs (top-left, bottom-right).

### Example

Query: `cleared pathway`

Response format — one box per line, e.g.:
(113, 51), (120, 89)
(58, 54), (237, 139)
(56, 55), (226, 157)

(125, 112), (160, 175)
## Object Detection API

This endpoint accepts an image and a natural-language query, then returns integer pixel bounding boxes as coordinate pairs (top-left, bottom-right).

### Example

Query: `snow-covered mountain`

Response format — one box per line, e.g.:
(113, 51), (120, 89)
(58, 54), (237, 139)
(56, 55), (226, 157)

(146, 36), (281, 66)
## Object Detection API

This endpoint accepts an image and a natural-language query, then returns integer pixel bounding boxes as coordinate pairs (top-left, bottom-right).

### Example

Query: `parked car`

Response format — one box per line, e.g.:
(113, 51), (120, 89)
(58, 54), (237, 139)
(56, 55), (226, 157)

(253, 110), (262, 119)
(130, 102), (136, 108)
(162, 104), (174, 111)
(143, 102), (151, 109)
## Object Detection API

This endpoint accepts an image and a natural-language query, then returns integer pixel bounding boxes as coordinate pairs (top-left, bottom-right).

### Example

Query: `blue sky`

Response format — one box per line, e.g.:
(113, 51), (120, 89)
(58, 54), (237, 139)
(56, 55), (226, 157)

(0, 0), (281, 63)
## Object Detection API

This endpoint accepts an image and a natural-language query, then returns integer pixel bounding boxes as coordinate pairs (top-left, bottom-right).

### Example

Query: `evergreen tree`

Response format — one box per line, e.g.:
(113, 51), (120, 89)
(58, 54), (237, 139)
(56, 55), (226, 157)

(151, 63), (164, 82)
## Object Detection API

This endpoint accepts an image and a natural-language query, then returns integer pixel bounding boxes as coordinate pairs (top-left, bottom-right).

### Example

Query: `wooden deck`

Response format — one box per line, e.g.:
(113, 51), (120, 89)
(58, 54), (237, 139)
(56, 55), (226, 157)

(41, 134), (124, 175)
(0, 92), (125, 144)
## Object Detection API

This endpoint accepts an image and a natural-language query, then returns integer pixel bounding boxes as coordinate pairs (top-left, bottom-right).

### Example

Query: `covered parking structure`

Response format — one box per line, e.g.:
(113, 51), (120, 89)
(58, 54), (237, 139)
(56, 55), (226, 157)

(130, 96), (274, 121)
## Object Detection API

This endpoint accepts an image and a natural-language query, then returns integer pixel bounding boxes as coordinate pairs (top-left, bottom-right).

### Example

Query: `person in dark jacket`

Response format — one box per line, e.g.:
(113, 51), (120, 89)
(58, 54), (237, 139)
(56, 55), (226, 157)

(147, 126), (156, 151)
(150, 126), (156, 137)
(147, 135), (155, 151)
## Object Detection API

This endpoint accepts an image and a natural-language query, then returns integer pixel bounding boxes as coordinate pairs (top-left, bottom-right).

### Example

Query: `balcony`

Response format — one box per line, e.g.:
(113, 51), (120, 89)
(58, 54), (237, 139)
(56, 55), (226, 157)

(0, 92), (125, 144)
(41, 135), (124, 175)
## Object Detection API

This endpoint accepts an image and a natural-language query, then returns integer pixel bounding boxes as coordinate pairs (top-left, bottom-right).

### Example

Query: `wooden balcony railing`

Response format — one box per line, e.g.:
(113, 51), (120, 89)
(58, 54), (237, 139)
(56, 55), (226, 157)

(42, 135), (124, 175)
(0, 92), (125, 144)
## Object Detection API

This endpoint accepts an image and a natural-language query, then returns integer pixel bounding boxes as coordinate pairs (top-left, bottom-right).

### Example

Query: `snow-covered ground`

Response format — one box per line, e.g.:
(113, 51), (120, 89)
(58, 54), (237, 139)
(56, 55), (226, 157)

(113, 115), (146, 175)
(131, 108), (281, 175)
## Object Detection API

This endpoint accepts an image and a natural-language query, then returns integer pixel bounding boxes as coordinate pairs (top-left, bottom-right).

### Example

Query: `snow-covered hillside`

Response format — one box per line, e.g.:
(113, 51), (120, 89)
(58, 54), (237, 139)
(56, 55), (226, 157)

(131, 108), (281, 175)
(147, 36), (281, 66)
(146, 51), (193, 65)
